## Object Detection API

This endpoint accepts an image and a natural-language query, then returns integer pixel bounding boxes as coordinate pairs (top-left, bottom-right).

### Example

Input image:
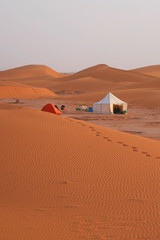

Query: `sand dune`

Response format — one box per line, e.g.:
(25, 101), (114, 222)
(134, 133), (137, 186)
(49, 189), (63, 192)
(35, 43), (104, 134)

(47, 64), (160, 107)
(59, 86), (160, 108)
(58, 64), (154, 82)
(0, 103), (160, 239)
(0, 86), (57, 98)
(0, 65), (61, 98)
(113, 89), (160, 108)
(132, 65), (160, 77)
(0, 64), (65, 79)
(0, 64), (160, 108)
(0, 65), (67, 99)
(118, 77), (160, 90)
(51, 64), (155, 92)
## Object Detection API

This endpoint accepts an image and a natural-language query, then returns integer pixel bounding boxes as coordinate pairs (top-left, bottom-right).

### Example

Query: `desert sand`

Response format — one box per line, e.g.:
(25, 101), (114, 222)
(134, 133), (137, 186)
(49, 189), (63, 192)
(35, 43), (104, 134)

(0, 64), (160, 106)
(0, 103), (160, 239)
(0, 64), (160, 239)
(132, 65), (160, 78)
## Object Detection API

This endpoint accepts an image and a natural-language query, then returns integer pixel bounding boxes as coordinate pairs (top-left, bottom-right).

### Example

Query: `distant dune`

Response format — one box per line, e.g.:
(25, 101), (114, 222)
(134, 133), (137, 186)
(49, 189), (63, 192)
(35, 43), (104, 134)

(0, 86), (57, 98)
(132, 65), (160, 77)
(51, 64), (160, 107)
(56, 64), (154, 83)
(0, 63), (160, 107)
(48, 64), (155, 94)
(113, 89), (160, 108)
(0, 103), (160, 239)
(0, 64), (65, 79)
(0, 65), (62, 98)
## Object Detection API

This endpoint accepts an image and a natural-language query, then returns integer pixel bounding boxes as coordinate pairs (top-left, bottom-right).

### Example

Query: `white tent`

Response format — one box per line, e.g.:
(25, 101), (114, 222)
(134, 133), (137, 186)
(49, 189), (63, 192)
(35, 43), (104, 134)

(93, 92), (127, 114)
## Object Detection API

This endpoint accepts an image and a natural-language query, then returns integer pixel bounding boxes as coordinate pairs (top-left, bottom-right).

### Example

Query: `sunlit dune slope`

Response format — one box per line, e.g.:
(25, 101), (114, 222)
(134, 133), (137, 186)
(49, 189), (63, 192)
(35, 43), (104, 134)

(54, 64), (160, 107)
(1, 64), (160, 108)
(119, 77), (160, 90)
(0, 65), (65, 79)
(0, 79), (31, 87)
(0, 86), (57, 98)
(113, 89), (160, 108)
(132, 65), (160, 77)
(0, 103), (160, 239)
(0, 65), (60, 98)
(59, 83), (160, 108)
(56, 64), (154, 83)
(49, 64), (156, 94)
(111, 77), (160, 108)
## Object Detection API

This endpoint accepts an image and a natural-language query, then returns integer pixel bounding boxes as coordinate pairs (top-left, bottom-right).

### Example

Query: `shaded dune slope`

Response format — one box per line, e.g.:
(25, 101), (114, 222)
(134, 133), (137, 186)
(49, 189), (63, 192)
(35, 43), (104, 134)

(132, 65), (160, 77)
(0, 104), (160, 239)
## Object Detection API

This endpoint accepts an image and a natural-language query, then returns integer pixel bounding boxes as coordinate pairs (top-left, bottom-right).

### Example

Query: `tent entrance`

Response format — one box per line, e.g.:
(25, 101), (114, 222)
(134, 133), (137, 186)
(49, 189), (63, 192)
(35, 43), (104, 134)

(113, 104), (123, 114)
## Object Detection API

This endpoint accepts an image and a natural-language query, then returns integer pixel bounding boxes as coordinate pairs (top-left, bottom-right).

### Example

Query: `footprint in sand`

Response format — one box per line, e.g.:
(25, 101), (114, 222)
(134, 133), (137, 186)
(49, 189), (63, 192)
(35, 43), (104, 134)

(91, 128), (96, 131)
(77, 123), (84, 126)
(141, 151), (152, 157)
(96, 134), (101, 137)
(123, 144), (129, 147)
(103, 137), (108, 140)
(117, 141), (123, 144)
(60, 181), (68, 185)
(155, 156), (160, 159)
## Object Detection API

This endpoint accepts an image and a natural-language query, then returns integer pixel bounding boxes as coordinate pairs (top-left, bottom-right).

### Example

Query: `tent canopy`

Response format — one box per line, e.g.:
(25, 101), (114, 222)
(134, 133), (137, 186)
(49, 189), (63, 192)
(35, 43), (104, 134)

(41, 103), (62, 115)
(93, 92), (127, 114)
(96, 92), (126, 104)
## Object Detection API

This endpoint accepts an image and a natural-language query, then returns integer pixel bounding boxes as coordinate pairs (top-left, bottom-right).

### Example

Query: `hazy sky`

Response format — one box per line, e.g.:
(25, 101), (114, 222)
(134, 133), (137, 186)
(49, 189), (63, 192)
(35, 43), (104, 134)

(0, 0), (160, 72)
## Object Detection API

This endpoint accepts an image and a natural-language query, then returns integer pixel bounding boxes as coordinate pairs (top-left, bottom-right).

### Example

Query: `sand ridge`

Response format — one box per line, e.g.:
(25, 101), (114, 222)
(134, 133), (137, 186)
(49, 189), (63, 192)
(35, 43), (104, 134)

(1, 64), (160, 107)
(0, 103), (160, 239)
(0, 64), (65, 79)
(47, 64), (160, 107)
(0, 65), (64, 98)
(132, 65), (160, 77)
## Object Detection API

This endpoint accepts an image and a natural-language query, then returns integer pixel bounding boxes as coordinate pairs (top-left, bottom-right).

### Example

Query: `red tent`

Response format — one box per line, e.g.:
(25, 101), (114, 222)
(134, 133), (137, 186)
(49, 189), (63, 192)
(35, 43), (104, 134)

(41, 104), (62, 115)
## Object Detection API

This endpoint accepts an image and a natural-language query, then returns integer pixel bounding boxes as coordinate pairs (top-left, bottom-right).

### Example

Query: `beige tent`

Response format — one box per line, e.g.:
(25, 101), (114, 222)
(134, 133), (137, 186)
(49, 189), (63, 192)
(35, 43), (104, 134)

(93, 92), (127, 114)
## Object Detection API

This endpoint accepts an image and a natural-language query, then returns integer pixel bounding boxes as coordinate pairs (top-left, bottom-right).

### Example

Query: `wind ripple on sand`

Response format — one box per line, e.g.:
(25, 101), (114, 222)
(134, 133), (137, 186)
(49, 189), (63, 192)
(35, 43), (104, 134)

(0, 104), (160, 239)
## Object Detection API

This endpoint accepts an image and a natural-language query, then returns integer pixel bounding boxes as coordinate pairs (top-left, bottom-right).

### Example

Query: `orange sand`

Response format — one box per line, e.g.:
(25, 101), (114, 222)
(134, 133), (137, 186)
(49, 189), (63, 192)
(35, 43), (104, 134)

(0, 103), (160, 239)
(0, 64), (65, 79)
(0, 65), (62, 98)
(1, 64), (160, 107)
(0, 86), (56, 98)
(0, 63), (160, 239)
(48, 64), (160, 107)
(132, 65), (160, 77)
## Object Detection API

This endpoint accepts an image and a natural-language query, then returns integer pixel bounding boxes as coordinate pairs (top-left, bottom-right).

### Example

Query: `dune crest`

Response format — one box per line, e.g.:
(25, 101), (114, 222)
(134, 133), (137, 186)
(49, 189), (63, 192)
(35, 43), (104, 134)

(51, 64), (159, 107)
(132, 65), (160, 77)
(0, 63), (160, 108)
(0, 64), (65, 79)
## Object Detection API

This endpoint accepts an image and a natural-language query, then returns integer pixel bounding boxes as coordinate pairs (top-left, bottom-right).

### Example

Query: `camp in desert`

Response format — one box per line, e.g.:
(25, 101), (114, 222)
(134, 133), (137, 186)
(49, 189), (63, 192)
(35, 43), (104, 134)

(1, 0), (160, 239)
